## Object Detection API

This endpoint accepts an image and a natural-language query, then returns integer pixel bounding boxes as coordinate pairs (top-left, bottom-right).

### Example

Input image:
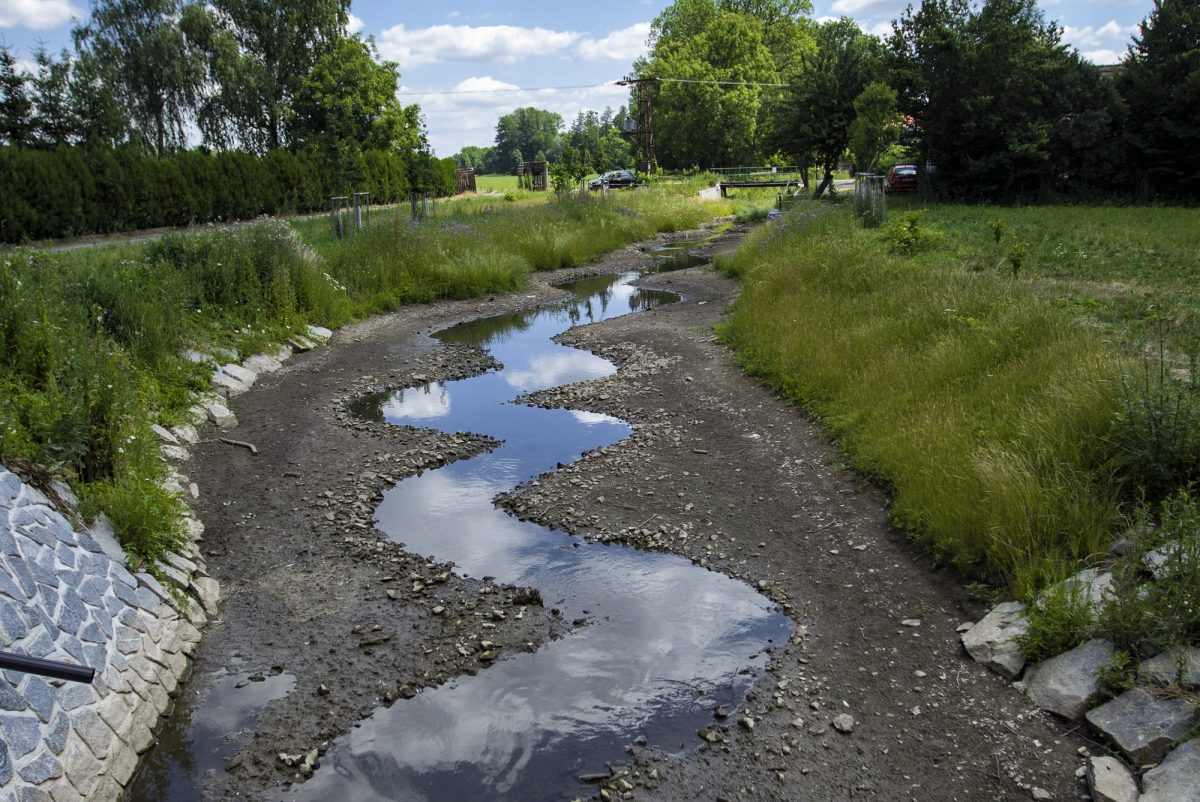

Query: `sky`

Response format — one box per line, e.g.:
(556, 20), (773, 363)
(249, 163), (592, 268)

(0, 0), (1157, 157)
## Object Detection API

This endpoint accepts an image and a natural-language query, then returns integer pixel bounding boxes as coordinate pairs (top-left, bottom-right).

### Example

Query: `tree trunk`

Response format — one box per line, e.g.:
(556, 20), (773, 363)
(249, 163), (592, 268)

(811, 166), (833, 199)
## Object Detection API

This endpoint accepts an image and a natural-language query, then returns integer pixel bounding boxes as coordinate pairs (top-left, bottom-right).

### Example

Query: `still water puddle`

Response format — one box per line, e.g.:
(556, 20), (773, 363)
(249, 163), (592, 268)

(290, 258), (792, 800)
(129, 668), (295, 800)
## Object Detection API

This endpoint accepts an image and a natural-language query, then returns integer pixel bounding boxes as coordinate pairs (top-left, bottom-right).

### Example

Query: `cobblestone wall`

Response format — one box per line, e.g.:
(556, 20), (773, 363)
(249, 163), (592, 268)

(0, 467), (213, 801)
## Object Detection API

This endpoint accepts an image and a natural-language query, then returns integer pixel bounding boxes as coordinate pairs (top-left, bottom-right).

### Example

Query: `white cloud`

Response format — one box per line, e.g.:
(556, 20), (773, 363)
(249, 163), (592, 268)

(578, 22), (651, 62)
(1062, 20), (1129, 48)
(0, 0), (80, 29)
(830, 0), (906, 16)
(407, 75), (631, 156)
(346, 13), (364, 35)
(378, 23), (581, 68)
(1082, 48), (1125, 66)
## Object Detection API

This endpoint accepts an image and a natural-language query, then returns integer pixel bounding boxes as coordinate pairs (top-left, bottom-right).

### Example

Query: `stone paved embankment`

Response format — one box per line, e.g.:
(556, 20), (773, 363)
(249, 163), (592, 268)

(0, 466), (213, 801)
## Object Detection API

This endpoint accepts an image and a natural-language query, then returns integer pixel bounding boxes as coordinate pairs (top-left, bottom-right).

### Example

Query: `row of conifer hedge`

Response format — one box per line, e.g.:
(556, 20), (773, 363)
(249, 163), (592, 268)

(0, 145), (459, 243)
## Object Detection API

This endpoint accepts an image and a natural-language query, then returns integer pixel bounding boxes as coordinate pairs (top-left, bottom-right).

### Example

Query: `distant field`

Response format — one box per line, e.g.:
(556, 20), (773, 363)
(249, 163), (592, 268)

(474, 174), (519, 192)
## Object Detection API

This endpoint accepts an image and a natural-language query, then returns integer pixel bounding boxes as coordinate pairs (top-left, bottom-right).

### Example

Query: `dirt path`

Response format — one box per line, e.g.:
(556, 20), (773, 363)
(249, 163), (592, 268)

(136, 227), (1084, 801)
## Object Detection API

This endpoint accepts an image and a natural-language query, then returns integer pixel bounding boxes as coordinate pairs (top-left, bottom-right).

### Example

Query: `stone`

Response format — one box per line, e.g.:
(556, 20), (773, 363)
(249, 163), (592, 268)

(0, 739), (10, 785)
(136, 571), (174, 604)
(46, 710), (70, 755)
(149, 424), (178, 445)
(1, 712), (41, 756)
(961, 601), (1029, 679)
(244, 354), (283, 375)
(1140, 738), (1200, 802)
(832, 714), (855, 733)
(170, 424), (200, 445)
(305, 324), (332, 343)
(46, 778), (85, 802)
(18, 752), (63, 784)
(287, 335), (315, 352)
(1086, 687), (1197, 763)
(220, 363), (256, 387)
(1139, 646), (1200, 689)
(183, 349), (213, 365)
(61, 742), (101, 797)
(210, 371), (250, 398)
(207, 403), (238, 431)
(1024, 639), (1114, 720)
(1039, 568), (1114, 613)
(1030, 789), (1052, 801)
(1086, 756), (1138, 802)
(22, 674), (55, 722)
(0, 679), (25, 712)
(71, 707), (116, 759)
(160, 444), (191, 462)
(191, 576), (221, 616)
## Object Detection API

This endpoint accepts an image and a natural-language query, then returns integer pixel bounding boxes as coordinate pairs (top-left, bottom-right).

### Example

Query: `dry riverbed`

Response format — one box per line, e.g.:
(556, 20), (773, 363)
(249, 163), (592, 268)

(145, 225), (1086, 800)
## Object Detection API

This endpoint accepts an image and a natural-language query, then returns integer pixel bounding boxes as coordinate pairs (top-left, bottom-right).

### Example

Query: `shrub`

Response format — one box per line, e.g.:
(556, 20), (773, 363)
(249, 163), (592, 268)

(1021, 574), (1096, 662)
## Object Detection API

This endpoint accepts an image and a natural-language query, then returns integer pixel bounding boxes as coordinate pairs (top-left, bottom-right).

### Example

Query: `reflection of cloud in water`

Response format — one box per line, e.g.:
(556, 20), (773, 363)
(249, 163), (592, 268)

(504, 351), (612, 391)
(383, 383), (451, 420)
(570, 410), (619, 426)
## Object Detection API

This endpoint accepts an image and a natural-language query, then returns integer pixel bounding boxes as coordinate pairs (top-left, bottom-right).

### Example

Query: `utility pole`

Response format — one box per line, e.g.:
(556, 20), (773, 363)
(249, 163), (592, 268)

(616, 75), (657, 175)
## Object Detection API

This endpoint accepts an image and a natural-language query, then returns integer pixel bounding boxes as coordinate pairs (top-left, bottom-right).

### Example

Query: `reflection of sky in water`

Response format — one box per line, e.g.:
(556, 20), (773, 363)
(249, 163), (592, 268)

(381, 382), (451, 419)
(292, 271), (793, 802)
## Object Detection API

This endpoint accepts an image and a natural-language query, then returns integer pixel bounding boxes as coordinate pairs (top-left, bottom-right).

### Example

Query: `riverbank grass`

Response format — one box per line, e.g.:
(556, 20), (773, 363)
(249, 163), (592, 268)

(719, 206), (1129, 592)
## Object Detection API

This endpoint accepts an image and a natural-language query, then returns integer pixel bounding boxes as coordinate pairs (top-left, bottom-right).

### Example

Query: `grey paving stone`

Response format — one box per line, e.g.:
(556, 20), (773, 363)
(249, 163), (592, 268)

(70, 708), (115, 759)
(76, 551), (108, 579)
(39, 585), (60, 617)
(0, 738), (10, 785)
(116, 608), (145, 633)
(24, 629), (56, 658)
(60, 742), (100, 798)
(1087, 687), (1198, 763)
(0, 595), (29, 640)
(134, 586), (161, 612)
(55, 569), (81, 592)
(46, 710), (70, 755)
(88, 608), (113, 640)
(27, 555), (60, 588)
(111, 581), (139, 609)
(75, 575), (105, 608)
(4, 554), (38, 597)
(18, 752), (63, 784)
(0, 567), (22, 600)
(78, 621), (105, 644)
(0, 469), (21, 499)
(1140, 737), (1200, 802)
(22, 523), (59, 547)
(81, 643), (105, 674)
(0, 678), (26, 712)
(0, 522), (17, 555)
(22, 675), (54, 723)
(108, 562), (136, 589)
(15, 786), (55, 802)
(57, 634), (84, 664)
(1139, 646), (1200, 689)
(56, 682), (95, 712)
(55, 595), (83, 637)
(54, 542), (77, 571)
(1, 711), (42, 756)
(10, 506), (47, 529)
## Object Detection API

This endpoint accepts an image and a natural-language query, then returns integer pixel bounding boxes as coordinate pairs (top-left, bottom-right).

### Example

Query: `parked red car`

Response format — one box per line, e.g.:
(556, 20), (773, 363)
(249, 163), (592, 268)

(884, 164), (918, 193)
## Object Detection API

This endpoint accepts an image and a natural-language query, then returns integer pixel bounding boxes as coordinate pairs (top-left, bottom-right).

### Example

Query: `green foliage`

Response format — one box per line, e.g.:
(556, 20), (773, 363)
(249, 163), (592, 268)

(1113, 346), (1200, 503)
(882, 211), (945, 254)
(1118, 0), (1200, 201)
(1021, 575), (1095, 663)
(80, 477), (186, 562)
(1102, 493), (1200, 656)
(646, 6), (779, 169)
(1098, 650), (1136, 699)
(848, 81), (899, 172)
(888, 0), (1122, 200)
(494, 108), (563, 174)
(0, 144), (415, 242)
(771, 18), (883, 192)
(719, 205), (1122, 589)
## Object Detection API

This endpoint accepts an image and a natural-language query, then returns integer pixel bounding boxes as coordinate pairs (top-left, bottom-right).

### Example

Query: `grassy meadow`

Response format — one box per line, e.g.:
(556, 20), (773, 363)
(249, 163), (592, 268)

(719, 200), (1200, 596)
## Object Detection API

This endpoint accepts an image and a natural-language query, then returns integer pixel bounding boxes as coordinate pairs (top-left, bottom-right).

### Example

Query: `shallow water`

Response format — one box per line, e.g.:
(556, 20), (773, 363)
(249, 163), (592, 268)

(291, 261), (792, 800)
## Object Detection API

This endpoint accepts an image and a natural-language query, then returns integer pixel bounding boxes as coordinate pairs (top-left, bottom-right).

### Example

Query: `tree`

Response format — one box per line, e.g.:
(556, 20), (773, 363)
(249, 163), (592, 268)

(73, 0), (206, 154)
(889, 0), (1118, 199)
(0, 46), (33, 146)
(494, 107), (562, 173)
(848, 81), (900, 172)
(644, 6), (776, 168)
(1119, 0), (1200, 199)
(67, 51), (129, 147)
(30, 48), (77, 146)
(771, 18), (883, 196)
(197, 0), (350, 152)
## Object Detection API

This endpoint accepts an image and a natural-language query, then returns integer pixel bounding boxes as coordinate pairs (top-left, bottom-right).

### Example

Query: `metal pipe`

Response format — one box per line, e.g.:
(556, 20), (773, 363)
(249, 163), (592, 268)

(0, 650), (95, 684)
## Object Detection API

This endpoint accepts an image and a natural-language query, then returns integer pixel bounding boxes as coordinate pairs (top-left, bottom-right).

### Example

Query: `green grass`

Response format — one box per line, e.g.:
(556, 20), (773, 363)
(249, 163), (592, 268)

(719, 204), (1128, 592)
(474, 173), (519, 193)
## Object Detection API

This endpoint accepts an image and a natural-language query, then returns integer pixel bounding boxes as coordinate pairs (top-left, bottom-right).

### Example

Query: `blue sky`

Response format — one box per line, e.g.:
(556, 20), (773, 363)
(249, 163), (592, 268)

(0, 0), (1155, 156)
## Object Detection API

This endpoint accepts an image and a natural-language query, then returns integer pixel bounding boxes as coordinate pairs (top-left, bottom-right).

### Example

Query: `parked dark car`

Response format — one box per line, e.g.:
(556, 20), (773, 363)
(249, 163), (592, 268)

(884, 164), (918, 193)
(588, 169), (636, 190)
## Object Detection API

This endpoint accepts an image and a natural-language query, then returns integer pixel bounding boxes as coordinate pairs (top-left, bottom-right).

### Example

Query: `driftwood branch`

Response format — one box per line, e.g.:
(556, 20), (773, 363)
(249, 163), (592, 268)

(218, 437), (258, 456)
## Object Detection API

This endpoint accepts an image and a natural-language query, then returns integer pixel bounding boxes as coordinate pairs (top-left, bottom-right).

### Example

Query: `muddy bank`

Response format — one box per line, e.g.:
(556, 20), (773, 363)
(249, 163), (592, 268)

(130, 224), (1083, 800)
